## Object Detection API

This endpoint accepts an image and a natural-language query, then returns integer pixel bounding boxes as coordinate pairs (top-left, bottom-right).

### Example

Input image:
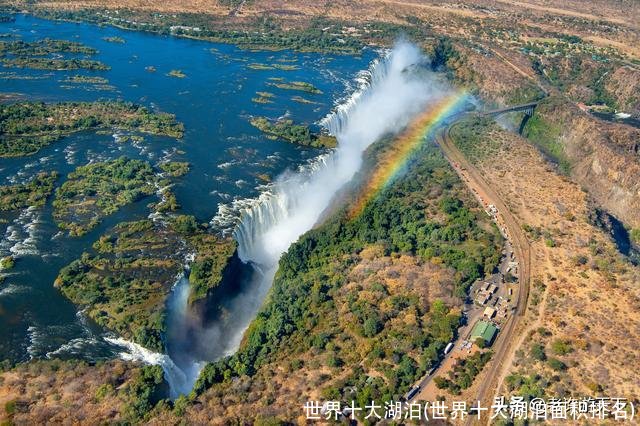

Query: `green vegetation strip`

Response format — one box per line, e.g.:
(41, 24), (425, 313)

(247, 63), (299, 71)
(250, 116), (336, 148)
(434, 350), (493, 395)
(522, 97), (571, 174)
(102, 36), (125, 44)
(0, 101), (184, 157)
(267, 80), (322, 94)
(56, 217), (236, 351)
(0, 38), (97, 56)
(52, 157), (156, 236)
(449, 116), (502, 164)
(159, 161), (190, 177)
(0, 171), (57, 211)
(2, 57), (109, 71)
(28, 10), (366, 54)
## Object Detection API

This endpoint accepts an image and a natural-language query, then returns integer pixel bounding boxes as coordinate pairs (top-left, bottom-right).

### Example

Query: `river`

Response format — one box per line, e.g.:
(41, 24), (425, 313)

(0, 14), (375, 363)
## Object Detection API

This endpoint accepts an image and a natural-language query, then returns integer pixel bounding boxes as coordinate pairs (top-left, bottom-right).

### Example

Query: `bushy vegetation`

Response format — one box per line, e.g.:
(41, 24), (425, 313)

(504, 332), (576, 402)
(122, 365), (165, 421)
(0, 38), (97, 55)
(550, 339), (572, 356)
(32, 9), (365, 54)
(523, 39), (620, 108)
(0, 171), (58, 211)
(102, 36), (125, 44)
(267, 80), (322, 94)
(0, 101), (183, 157)
(188, 242), (237, 305)
(0, 36), (107, 70)
(174, 215), (238, 305)
(450, 116), (502, 163)
(505, 373), (547, 400)
(530, 343), (547, 361)
(251, 91), (275, 104)
(159, 161), (190, 177)
(167, 69), (186, 78)
(194, 141), (502, 404)
(62, 75), (109, 84)
(0, 255), (15, 270)
(434, 350), (493, 394)
(250, 117), (337, 148)
(522, 98), (571, 174)
(55, 218), (236, 351)
(53, 157), (157, 236)
(2, 57), (109, 70)
(247, 63), (298, 71)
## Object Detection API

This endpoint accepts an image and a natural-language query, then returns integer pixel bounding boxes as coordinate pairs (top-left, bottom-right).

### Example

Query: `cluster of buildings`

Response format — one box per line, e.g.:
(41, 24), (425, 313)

(474, 281), (498, 306)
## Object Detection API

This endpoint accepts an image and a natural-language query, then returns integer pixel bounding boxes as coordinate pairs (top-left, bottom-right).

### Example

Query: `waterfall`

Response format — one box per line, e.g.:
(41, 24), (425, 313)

(105, 336), (191, 399)
(114, 41), (452, 399)
(233, 41), (447, 268)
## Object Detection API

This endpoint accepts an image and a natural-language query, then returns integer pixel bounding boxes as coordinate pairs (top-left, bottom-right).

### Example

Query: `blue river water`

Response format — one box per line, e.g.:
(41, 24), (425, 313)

(0, 14), (375, 362)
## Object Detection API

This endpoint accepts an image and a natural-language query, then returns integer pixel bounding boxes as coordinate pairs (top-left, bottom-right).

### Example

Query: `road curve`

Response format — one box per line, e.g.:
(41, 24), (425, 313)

(434, 122), (532, 425)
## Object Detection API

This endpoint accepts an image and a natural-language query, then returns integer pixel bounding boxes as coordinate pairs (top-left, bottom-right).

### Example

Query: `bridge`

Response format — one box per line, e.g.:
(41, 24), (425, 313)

(481, 101), (538, 118)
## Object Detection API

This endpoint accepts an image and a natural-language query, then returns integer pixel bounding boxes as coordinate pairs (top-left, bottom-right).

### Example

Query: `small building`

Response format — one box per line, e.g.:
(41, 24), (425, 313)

(471, 320), (498, 347)
(483, 307), (496, 319)
(488, 284), (498, 294)
(476, 293), (490, 306)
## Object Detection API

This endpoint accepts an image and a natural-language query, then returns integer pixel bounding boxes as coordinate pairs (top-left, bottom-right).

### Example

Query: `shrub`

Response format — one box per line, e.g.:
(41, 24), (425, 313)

(0, 256), (14, 270)
(548, 358), (566, 371)
(531, 343), (547, 361)
(173, 395), (189, 417)
(172, 215), (198, 235)
(94, 383), (114, 401)
(4, 400), (16, 415)
(551, 339), (572, 355)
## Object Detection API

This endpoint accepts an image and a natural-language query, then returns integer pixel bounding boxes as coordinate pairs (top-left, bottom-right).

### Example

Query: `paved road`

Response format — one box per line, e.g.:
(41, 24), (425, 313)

(435, 122), (532, 425)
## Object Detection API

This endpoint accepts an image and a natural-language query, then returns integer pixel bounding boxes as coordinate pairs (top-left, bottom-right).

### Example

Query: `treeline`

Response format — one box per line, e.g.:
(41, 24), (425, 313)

(0, 38), (97, 56)
(434, 350), (493, 395)
(0, 35), (107, 70)
(2, 57), (109, 70)
(28, 9), (365, 54)
(14, 6), (448, 57)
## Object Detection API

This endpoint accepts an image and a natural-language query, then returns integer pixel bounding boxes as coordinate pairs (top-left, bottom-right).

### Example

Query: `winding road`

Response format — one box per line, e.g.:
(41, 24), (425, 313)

(435, 120), (532, 425)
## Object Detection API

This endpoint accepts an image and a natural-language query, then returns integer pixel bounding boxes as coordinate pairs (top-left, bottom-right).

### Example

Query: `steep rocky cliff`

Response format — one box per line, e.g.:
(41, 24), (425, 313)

(525, 96), (640, 229)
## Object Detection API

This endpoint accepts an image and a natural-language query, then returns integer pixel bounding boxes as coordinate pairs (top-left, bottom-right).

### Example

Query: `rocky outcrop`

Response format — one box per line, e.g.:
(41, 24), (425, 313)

(530, 97), (640, 228)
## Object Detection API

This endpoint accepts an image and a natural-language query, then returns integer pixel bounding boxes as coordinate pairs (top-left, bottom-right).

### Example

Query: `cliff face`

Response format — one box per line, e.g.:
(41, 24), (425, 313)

(605, 66), (640, 117)
(529, 97), (640, 228)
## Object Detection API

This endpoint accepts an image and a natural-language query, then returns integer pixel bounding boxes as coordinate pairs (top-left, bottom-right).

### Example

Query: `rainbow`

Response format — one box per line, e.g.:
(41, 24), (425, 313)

(348, 92), (468, 218)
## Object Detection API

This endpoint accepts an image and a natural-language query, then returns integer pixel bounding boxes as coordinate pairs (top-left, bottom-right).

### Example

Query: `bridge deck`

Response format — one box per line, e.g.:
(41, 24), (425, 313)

(482, 102), (538, 117)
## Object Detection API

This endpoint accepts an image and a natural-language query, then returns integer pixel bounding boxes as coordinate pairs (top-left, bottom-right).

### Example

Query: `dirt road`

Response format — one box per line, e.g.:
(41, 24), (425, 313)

(435, 123), (532, 425)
